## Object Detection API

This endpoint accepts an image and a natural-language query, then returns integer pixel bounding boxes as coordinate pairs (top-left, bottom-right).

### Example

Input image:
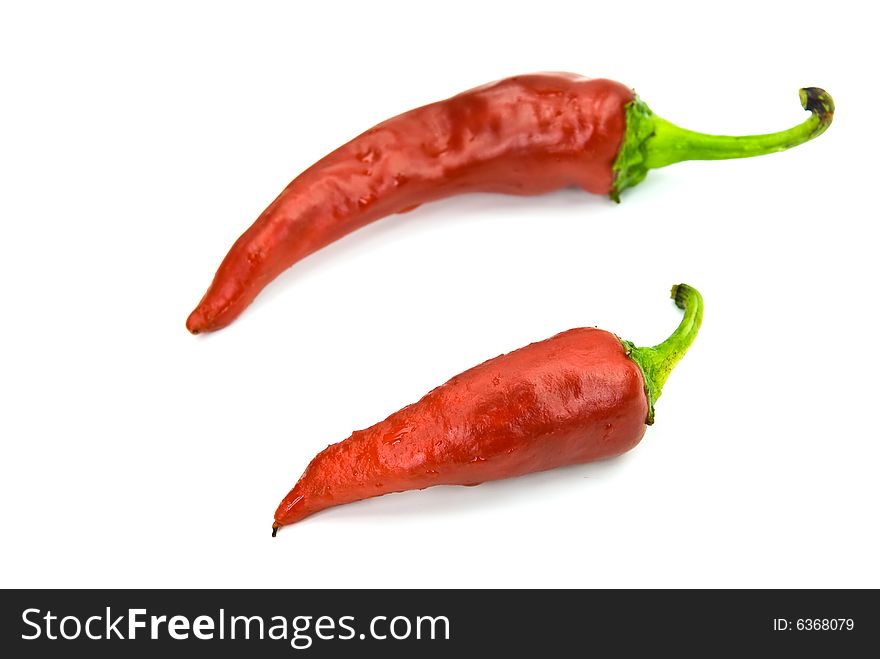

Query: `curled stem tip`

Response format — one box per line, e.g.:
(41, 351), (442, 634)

(800, 87), (834, 123)
(671, 283), (688, 309)
(272, 522), (280, 538)
(624, 284), (704, 424)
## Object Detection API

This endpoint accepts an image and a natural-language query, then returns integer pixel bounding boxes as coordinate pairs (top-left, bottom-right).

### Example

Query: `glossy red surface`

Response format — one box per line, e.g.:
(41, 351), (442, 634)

(274, 328), (648, 527)
(187, 74), (633, 332)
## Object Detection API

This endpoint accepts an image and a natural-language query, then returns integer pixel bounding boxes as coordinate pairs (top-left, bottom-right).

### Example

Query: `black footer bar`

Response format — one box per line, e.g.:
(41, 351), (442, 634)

(2, 589), (875, 656)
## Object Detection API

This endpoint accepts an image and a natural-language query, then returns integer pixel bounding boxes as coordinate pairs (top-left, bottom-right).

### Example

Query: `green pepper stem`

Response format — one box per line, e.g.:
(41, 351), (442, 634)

(611, 88), (834, 200)
(644, 88), (834, 169)
(624, 284), (703, 425)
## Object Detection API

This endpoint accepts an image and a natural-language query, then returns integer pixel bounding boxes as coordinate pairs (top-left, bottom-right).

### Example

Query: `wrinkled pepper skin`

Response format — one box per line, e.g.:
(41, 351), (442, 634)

(187, 74), (632, 333)
(274, 328), (647, 527)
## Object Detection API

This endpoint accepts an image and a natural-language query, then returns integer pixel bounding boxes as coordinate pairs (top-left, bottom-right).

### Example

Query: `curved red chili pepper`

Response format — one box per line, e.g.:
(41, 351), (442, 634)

(187, 74), (832, 334)
(272, 284), (703, 533)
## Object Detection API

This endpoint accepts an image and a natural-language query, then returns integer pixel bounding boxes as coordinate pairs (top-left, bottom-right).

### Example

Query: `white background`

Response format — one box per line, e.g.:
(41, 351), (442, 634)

(2, 0), (877, 588)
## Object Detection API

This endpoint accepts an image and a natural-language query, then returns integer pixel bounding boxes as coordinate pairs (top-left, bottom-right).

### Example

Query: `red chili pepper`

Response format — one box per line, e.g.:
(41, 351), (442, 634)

(272, 284), (703, 534)
(186, 73), (831, 334)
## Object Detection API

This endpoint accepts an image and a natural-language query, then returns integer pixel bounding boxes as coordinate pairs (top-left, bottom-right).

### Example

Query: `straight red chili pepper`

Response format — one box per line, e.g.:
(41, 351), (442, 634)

(187, 73), (831, 334)
(272, 283), (703, 533)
